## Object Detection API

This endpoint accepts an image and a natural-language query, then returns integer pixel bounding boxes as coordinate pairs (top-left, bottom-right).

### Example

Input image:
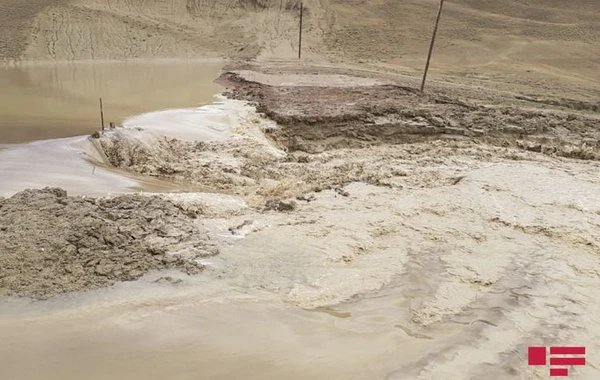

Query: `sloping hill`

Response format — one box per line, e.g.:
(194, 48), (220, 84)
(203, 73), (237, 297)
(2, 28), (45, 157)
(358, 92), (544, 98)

(17, 0), (316, 61)
(323, 0), (600, 97)
(1, 0), (598, 97)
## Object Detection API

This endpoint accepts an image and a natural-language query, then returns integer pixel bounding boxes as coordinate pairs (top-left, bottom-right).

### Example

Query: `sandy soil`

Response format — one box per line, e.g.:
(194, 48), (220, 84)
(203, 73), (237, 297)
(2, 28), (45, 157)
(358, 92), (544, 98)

(0, 0), (66, 61)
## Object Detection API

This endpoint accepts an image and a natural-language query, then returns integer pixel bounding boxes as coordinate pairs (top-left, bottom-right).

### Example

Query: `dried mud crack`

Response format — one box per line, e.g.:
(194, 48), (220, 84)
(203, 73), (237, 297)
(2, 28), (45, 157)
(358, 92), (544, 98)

(0, 188), (216, 299)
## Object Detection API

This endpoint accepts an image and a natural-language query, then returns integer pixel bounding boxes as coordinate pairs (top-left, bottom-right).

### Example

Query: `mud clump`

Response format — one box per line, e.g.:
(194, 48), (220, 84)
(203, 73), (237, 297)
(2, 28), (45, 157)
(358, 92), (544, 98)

(264, 199), (298, 212)
(0, 188), (216, 299)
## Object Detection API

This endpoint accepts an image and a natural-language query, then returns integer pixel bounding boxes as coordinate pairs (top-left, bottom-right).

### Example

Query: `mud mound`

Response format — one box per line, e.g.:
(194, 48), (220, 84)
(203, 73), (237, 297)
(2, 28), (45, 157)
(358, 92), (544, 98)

(0, 188), (216, 299)
(221, 72), (600, 157)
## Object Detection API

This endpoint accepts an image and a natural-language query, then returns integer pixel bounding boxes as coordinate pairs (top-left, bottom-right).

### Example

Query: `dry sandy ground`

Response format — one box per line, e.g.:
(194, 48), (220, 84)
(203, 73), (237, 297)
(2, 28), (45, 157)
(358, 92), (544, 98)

(0, 0), (598, 99)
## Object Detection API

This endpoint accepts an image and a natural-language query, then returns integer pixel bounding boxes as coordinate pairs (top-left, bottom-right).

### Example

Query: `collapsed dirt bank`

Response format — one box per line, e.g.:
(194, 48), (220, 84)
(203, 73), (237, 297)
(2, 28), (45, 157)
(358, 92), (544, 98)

(0, 188), (216, 299)
(81, 80), (600, 378)
(87, 67), (600, 311)
(220, 71), (600, 157)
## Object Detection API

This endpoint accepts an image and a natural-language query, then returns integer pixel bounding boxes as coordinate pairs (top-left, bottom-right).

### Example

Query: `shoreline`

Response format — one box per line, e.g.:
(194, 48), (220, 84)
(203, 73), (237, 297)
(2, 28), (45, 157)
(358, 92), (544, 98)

(0, 56), (226, 68)
(0, 94), (243, 197)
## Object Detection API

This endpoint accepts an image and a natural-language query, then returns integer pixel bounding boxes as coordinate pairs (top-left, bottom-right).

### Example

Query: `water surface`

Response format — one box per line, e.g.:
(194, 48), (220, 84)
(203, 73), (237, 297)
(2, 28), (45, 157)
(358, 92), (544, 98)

(0, 60), (223, 144)
(0, 60), (224, 196)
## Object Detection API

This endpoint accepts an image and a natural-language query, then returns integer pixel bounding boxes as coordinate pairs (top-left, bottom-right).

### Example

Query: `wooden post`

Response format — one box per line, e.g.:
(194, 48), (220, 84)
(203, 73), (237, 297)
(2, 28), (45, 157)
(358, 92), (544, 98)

(420, 0), (445, 94)
(99, 97), (105, 131)
(298, 2), (303, 59)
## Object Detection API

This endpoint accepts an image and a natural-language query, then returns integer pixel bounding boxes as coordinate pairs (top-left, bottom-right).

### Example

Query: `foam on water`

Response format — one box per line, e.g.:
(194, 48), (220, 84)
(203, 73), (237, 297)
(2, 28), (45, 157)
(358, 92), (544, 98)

(123, 95), (237, 142)
(0, 137), (137, 197)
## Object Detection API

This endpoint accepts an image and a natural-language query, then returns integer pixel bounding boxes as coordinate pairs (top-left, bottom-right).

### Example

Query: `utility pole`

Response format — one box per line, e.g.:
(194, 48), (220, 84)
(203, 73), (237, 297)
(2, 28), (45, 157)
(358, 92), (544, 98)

(99, 97), (105, 132)
(420, 0), (445, 94)
(298, 2), (304, 59)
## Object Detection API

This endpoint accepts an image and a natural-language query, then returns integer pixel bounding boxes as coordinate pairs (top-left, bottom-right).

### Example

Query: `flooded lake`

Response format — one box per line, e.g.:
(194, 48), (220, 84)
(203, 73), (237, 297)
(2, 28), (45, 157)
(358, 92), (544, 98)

(0, 60), (223, 144)
(0, 60), (225, 197)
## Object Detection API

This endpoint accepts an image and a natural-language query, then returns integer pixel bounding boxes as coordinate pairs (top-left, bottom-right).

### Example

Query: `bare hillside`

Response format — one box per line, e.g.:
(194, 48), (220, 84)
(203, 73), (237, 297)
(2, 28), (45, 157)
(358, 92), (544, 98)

(0, 0), (599, 97)
(0, 0), (67, 60)
(325, 0), (600, 97)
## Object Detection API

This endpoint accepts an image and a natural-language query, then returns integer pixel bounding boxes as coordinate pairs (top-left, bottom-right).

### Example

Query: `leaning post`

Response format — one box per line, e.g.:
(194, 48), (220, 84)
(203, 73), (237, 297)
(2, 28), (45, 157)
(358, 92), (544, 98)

(420, 0), (445, 94)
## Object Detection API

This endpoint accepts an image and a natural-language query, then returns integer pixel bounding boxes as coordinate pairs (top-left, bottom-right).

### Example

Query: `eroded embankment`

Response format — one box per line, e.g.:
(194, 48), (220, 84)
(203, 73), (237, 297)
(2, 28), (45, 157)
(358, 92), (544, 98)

(7, 70), (600, 303)
(2, 69), (600, 379)
(220, 72), (600, 158)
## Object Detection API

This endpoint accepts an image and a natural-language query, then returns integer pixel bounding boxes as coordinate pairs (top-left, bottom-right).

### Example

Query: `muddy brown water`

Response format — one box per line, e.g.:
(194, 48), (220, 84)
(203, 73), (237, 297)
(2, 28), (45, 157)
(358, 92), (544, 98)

(0, 270), (458, 380)
(0, 60), (223, 144)
(0, 60), (225, 197)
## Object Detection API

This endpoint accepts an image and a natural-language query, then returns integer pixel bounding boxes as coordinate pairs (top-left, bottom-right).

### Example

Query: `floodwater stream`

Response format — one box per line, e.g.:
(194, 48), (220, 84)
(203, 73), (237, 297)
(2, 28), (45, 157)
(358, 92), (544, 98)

(0, 264), (459, 380)
(0, 59), (459, 380)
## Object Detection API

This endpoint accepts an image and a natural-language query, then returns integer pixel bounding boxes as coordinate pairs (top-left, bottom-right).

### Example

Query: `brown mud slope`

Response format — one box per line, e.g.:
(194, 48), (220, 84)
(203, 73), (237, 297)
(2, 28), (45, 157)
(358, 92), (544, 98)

(221, 70), (600, 158)
(0, 188), (217, 299)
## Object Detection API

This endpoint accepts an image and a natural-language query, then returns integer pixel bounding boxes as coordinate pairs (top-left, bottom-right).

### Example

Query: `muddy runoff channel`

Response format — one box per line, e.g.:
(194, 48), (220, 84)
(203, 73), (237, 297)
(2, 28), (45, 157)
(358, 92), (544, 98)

(1, 69), (600, 379)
